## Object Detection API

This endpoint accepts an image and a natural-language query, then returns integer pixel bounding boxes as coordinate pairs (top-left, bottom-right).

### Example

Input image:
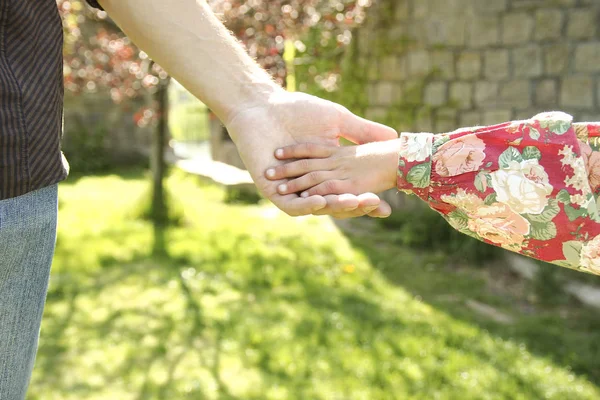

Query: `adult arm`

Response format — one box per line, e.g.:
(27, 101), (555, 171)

(94, 0), (397, 218)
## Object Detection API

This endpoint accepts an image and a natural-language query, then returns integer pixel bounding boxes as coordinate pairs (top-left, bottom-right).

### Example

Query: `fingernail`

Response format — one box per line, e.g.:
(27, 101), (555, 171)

(275, 149), (284, 158)
(301, 191), (309, 198)
(278, 184), (288, 193)
(266, 169), (275, 178)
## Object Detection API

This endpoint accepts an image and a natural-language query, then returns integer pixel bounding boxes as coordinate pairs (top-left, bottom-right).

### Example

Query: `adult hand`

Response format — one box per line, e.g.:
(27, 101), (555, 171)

(225, 90), (397, 218)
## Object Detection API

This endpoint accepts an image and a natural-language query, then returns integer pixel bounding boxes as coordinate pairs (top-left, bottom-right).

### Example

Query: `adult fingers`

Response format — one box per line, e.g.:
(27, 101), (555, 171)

(311, 193), (361, 216)
(339, 111), (398, 145)
(366, 200), (392, 218)
(271, 193), (327, 217)
(312, 193), (381, 218)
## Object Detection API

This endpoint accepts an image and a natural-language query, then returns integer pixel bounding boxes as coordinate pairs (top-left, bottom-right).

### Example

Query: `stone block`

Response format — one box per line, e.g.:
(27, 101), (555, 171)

(581, 113), (600, 123)
(358, 29), (373, 56)
(424, 82), (447, 106)
(534, 9), (564, 41)
(460, 111), (482, 127)
(380, 56), (407, 81)
(435, 108), (458, 133)
(512, 0), (575, 8)
(544, 43), (570, 75)
(367, 83), (378, 105)
(560, 76), (594, 108)
(450, 82), (473, 110)
(483, 110), (513, 126)
(511, 0), (545, 8)
(499, 80), (532, 108)
(515, 109), (544, 120)
(367, 61), (379, 80)
(394, 1), (410, 20)
(575, 43), (600, 73)
(512, 46), (542, 78)
(549, 0), (577, 5)
(408, 22), (428, 45)
(407, 50), (431, 76)
(413, 1), (428, 19)
(484, 49), (509, 80)
(467, 16), (500, 48)
(403, 80), (424, 104)
(502, 12), (533, 45)
(534, 79), (558, 106)
(375, 82), (397, 106)
(425, 17), (468, 47)
(365, 107), (388, 123)
(457, 52), (482, 80)
(567, 9), (597, 39)
(474, 0), (508, 13)
(388, 25), (408, 42)
(444, 17), (468, 47)
(474, 81), (499, 107)
(415, 107), (434, 132)
(431, 50), (455, 79)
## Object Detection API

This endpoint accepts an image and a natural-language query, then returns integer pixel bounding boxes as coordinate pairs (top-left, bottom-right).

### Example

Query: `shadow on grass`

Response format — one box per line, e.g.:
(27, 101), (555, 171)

(37, 228), (239, 400)
(31, 221), (600, 399)
(336, 218), (600, 387)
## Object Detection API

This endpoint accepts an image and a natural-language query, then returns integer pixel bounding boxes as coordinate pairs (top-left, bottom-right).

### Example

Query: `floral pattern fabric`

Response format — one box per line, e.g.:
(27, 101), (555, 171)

(396, 112), (600, 275)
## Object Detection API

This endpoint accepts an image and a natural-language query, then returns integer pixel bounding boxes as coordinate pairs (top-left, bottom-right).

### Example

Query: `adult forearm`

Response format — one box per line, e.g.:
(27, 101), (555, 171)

(97, 0), (282, 125)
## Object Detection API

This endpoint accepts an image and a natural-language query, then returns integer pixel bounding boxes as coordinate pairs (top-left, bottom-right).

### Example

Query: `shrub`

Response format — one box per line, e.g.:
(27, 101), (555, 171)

(378, 207), (502, 264)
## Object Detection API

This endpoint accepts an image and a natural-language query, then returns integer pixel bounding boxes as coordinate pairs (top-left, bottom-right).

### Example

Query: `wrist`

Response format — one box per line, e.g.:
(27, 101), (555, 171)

(357, 138), (403, 193)
(221, 80), (285, 133)
(379, 138), (404, 191)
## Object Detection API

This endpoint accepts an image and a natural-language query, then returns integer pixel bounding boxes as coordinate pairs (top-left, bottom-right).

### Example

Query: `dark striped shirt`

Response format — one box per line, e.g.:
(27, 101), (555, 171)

(0, 0), (100, 200)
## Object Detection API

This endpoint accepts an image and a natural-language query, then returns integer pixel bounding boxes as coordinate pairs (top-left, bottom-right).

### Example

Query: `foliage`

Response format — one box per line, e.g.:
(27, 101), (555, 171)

(61, 125), (112, 174)
(27, 171), (600, 399)
(377, 206), (503, 264)
(58, 0), (373, 105)
(211, 0), (373, 87)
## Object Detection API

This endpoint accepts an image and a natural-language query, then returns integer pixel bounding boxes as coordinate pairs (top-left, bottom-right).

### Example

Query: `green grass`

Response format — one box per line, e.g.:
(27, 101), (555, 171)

(28, 170), (600, 400)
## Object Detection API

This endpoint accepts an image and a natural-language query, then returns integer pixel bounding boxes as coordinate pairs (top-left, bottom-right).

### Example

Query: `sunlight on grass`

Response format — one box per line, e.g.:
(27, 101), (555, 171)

(28, 171), (600, 400)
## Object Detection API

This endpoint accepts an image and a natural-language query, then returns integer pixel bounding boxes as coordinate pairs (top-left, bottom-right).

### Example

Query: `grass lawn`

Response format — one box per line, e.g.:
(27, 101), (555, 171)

(28, 170), (600, 400)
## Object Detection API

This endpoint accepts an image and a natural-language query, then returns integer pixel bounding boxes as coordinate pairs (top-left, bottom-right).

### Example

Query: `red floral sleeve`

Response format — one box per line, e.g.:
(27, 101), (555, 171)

(397, 112), (600, 275)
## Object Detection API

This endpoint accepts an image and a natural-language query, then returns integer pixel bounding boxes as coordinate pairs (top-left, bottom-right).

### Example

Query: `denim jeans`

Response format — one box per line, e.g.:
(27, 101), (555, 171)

(0, 184), (58, 400)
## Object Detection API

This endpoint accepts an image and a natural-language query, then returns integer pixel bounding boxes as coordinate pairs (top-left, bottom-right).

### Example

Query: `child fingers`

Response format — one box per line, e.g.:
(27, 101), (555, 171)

(276, 171), (334, 195)
(274, 143), (334, 160)
(266, 159), (328, 180)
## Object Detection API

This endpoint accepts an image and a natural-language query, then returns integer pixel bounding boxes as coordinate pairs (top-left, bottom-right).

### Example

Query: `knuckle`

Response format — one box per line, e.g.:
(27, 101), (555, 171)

(297, 158), (311, 172)
(306, 171), (321, 184)
(274, 165), (287, 177)
(324, 180), (340, 193)
(305, 142), (319, 154)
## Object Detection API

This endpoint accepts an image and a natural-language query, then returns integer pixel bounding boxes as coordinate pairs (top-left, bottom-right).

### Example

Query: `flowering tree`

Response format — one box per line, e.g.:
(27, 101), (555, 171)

(59, 0), (373, 104)
(57, 0), (373, 227)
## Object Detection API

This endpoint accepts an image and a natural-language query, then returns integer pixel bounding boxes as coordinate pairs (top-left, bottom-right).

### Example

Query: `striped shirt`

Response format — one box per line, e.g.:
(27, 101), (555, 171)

(0, 0), (100, 200)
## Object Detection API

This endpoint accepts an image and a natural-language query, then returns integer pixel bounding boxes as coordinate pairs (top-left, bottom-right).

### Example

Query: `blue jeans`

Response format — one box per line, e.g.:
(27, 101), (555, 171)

(0, 184), (58, 400)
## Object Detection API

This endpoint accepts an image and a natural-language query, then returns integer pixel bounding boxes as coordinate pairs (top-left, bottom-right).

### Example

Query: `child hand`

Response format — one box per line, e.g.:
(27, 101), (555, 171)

(264, 139), (402, 197)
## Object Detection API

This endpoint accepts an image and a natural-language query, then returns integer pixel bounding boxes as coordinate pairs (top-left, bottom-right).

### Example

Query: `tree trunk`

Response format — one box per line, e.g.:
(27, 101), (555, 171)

(151, 78), (170, 227)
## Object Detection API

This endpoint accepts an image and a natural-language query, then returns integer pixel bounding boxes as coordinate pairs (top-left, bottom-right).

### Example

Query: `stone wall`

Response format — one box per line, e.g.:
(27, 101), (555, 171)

(355, 0), (600, 134)
(344, 0), (600, 209)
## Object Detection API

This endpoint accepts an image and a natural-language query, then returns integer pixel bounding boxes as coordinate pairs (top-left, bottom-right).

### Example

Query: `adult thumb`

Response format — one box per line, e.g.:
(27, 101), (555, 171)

(339, 110), (398, 144)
